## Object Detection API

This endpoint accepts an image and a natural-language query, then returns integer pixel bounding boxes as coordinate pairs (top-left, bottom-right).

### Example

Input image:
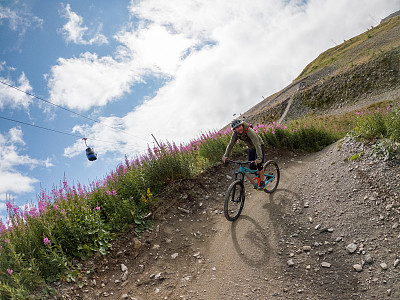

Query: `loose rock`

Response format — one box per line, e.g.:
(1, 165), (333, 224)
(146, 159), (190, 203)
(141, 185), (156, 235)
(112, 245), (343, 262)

(353, 264), (363, 272)
(346, 243), (357, 253)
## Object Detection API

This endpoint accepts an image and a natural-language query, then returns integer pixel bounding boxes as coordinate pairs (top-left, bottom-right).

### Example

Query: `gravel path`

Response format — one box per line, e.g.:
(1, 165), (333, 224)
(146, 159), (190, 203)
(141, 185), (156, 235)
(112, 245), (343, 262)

(54, 139), (399, 300)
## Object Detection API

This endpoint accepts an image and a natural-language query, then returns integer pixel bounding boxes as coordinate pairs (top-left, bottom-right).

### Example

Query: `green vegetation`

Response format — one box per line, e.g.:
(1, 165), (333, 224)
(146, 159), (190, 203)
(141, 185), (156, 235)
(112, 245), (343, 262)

(297, 47), (400, 110)
(350, 104), (400, 159)
(350, 152), (364, 161)
(296, 15), (400, 80)
(352, 105), (400, 142)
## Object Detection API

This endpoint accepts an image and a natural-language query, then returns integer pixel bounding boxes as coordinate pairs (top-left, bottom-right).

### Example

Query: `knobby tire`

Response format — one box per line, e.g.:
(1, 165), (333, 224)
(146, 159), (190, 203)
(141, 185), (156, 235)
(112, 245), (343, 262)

(224, 180), (245, 221)
(263, 160), (280, 193)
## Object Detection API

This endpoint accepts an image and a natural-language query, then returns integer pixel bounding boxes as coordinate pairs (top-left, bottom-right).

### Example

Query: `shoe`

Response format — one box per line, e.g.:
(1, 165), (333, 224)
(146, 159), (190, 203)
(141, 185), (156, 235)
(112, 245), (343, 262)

(257, 181), (265, 190)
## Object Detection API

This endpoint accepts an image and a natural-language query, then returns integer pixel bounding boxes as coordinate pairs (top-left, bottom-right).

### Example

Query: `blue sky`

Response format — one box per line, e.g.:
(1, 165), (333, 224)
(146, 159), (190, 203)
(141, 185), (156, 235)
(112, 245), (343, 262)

(0, 0), (398, 220)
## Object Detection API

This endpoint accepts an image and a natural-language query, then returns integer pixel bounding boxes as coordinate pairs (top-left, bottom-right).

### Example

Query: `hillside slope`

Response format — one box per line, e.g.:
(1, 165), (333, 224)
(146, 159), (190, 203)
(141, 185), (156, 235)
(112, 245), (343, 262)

(241, 15), (400, 125)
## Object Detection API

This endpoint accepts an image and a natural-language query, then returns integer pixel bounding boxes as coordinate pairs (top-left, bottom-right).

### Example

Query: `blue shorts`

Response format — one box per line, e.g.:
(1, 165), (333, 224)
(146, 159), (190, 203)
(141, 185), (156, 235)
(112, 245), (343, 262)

(247, 144), (265, 170)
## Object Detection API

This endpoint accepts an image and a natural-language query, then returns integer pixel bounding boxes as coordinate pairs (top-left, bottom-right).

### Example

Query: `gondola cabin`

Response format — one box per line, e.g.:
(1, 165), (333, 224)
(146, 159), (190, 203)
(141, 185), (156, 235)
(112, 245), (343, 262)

(85, 147), (97, 161)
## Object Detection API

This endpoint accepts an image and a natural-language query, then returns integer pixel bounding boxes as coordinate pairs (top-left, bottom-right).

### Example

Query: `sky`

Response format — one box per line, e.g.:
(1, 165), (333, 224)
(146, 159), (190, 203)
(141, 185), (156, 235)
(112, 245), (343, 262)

(0, 0), (399, 220)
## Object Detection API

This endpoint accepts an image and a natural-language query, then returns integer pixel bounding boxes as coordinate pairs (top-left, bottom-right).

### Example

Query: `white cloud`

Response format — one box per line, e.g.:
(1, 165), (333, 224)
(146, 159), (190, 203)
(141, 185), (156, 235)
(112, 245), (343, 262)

(48, 23), (196, 111)
(60, 0), (399, 159)
(0, 71), (33, 110)
(0, 4), (43, 34)
(114, 24), (194, 75)
(47, 52), (140, 111)
(0, 128), (53, 201)
(60, 3), (108, 45)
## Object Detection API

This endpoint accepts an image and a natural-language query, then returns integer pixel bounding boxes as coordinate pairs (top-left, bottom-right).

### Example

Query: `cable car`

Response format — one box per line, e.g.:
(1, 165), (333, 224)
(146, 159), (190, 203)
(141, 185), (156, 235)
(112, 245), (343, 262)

(82, 138), (97, 161)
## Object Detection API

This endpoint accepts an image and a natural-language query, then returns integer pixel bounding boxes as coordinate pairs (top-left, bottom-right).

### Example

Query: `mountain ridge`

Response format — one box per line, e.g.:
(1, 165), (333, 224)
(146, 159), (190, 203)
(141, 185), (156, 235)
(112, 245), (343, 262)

(239, 14), (400, 126)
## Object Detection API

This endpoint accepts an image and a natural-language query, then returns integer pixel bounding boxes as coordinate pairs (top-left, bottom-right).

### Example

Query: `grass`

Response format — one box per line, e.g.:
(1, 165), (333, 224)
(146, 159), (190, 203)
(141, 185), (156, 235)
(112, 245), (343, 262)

(296, 15), (400, 80)
(0, 102), (399, 298)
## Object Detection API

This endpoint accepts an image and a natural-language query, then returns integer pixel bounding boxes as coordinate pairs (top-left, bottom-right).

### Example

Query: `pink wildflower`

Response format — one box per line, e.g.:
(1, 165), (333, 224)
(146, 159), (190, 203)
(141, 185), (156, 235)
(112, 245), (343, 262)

(112, 190), (117, 196)
(6, 202), (13, 210)
(106, 191), (111, 196)
(4, 239), (10, 243)
(7, 269), (13, 275)
(43, 237), (51, 246)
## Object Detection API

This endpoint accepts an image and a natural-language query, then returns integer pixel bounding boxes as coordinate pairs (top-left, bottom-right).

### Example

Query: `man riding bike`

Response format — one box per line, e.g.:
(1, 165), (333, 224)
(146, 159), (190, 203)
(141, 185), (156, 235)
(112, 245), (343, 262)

(222, 118), (265, 189)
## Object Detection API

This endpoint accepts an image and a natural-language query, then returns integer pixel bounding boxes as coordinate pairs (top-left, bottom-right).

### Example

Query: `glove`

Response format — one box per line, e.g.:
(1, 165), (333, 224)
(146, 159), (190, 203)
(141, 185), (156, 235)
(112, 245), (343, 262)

(255, 158), (262, 164)
(222, 156), (228, 163)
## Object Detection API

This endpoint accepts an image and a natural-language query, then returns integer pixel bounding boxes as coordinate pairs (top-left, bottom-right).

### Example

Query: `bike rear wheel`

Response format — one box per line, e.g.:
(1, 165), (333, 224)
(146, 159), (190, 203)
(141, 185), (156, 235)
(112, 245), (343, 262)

(263, 160), (280, 193)
(224, 180), (245, 221)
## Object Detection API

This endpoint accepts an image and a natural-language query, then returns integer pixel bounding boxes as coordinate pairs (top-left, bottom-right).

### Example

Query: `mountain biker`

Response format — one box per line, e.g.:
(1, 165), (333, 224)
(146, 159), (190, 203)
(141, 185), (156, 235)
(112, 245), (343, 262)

(222, 118), (265, 189)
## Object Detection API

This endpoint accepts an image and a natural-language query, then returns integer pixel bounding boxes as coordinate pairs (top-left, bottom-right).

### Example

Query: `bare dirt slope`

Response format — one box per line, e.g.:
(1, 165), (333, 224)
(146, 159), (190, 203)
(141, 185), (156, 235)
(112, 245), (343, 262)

(55, 139), (400, 300)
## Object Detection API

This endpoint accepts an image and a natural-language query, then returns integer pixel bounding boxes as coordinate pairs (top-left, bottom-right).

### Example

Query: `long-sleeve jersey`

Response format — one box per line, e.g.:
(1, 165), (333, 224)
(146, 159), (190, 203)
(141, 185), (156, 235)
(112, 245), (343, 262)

(223, 123), (264, 160)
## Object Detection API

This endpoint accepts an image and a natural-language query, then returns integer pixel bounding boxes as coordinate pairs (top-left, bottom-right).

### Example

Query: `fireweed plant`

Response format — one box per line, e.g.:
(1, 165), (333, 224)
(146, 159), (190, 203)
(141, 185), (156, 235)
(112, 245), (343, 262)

(0, 116), (352, 298)
(351, 105), (400, 159)
(352, 105), (400, 142)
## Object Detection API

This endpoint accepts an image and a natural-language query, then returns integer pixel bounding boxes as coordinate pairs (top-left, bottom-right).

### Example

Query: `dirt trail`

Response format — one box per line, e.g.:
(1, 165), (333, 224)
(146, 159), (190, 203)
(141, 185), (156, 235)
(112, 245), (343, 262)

(56, 142), (400, 300)
(127, 150), (313, 300)
(183, 155), (305, 299)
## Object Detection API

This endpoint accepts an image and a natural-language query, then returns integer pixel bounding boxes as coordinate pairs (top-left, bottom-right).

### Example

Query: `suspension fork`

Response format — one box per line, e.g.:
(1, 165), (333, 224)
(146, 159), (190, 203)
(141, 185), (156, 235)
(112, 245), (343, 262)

(234, 171), (245, 183)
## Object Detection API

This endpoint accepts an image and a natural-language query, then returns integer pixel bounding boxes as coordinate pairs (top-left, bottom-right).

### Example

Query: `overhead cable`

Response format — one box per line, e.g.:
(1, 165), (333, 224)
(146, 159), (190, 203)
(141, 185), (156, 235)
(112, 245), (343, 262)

(0, 80), (148, 142)
(0, 115), (136, 146)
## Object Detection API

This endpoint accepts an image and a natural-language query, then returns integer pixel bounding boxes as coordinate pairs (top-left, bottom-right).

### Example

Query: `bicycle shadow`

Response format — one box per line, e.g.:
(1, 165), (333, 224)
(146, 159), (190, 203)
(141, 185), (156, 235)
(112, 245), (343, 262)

(263, 188), (303, 221)
(230, 215), (272, 267)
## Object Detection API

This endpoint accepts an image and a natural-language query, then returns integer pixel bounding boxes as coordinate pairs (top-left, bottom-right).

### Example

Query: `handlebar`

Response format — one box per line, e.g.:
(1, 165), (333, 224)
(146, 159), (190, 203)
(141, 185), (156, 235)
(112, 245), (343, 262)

(226, 159), (253, 165)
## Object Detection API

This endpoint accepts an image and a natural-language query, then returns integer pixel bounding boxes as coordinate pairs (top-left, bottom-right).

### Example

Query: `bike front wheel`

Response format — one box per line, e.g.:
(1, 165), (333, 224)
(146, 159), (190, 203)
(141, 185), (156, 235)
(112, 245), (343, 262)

(224, 180), (245, 221)
(263, 160), (280, 193)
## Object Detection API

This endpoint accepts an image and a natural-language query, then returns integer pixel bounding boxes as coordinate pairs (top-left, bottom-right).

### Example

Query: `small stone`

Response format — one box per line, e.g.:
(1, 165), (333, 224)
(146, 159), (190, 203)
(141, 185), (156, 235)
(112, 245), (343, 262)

(137, 264), (145, 273)
(121, 271), (129, 281)
(171, 253), (179, 259)
(121, 294), (129, 300)
(353, 264), (363, 272)
(133, 238), (142, 249)
(121, 264), (128, 273)
(365, 254), (373, 263)
(346, 243), (357, 253)
(287, 259), (294, 267)
(394, 259), (400, 268)
(321, 262), (331, 268)
(303, 246), (312, 252)
(380, 262), (388, 270)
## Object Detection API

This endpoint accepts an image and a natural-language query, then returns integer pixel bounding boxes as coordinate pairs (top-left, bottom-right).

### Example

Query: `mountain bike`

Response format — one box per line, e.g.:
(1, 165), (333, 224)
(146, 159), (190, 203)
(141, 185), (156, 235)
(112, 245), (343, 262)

(224, 160), (280, 221)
